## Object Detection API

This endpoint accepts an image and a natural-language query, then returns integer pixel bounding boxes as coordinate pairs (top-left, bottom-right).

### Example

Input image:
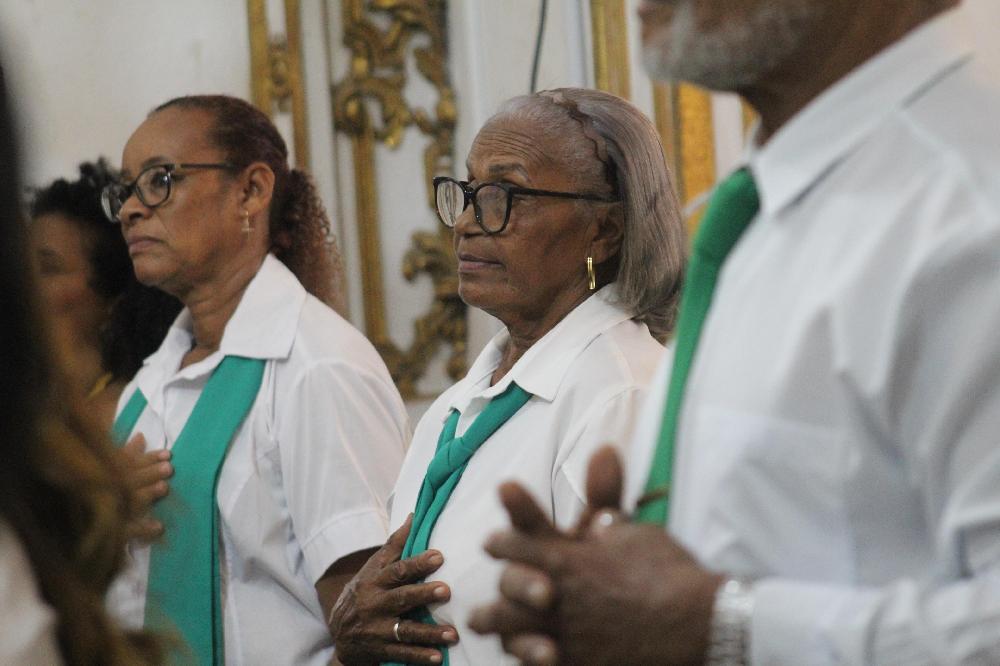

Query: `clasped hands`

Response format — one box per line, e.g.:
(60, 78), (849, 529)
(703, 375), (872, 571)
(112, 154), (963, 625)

(328, 446), (723, 665)
(468, 446), (725, 666)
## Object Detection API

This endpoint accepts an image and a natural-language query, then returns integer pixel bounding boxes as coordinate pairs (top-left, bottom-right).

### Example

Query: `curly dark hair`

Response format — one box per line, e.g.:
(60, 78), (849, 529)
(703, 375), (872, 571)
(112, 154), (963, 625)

(154, 95), (345, 311)
(0, 64), (160, 665)
(30, 160), (181, 382)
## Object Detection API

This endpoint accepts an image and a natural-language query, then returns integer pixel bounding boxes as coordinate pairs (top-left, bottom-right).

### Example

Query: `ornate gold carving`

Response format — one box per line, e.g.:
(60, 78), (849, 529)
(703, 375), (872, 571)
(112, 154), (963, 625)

(268, 39), (294, 109)
(248, 1), (270, 102)
(590, 0), (631, 100)
(653, 83), (715, 237)
(652, 81), (717, 236)
(247, 0), (310, 167)
(674, 84), (716, 235)
(652, 82), (678, 177)
(332, 0), (465, 399)
(589, 1), (716, 237)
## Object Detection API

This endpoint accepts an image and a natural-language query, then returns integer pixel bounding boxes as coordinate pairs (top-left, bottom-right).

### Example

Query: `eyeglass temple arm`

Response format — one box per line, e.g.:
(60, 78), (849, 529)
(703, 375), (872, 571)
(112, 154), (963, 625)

(511, 186), (619, 203)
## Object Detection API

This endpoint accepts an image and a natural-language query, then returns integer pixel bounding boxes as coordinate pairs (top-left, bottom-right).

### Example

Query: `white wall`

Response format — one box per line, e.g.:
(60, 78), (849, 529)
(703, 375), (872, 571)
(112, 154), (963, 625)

(0, 0), (252, 187)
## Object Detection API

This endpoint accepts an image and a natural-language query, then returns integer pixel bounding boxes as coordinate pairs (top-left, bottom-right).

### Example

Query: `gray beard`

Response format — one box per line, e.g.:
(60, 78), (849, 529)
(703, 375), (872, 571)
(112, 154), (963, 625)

(642, 1), (822, 91)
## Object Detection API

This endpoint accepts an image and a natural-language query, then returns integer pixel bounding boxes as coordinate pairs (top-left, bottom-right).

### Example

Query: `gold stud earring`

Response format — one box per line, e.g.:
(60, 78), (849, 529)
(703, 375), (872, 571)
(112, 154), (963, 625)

(587, 256), (596, 291)
(241, 210), (252, 236)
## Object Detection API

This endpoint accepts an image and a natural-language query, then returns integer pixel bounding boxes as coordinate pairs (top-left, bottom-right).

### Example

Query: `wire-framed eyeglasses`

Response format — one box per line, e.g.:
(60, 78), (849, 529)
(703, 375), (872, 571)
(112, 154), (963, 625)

(100, 162), (236, 223)
(433, 176), (620, 235)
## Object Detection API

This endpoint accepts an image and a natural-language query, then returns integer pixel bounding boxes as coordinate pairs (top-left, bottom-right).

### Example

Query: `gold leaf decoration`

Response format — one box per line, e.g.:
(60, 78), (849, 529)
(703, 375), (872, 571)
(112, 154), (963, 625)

(332, 0), (465, 399)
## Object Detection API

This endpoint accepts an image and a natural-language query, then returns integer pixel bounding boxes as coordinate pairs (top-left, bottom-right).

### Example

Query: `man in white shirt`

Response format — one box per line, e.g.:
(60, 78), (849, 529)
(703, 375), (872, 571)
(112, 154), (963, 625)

(468, 1), (1000, 664)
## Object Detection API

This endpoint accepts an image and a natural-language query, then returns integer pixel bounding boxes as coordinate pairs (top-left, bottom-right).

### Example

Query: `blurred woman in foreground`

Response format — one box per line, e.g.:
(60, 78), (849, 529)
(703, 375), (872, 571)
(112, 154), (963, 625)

(0, 64), (158, 665)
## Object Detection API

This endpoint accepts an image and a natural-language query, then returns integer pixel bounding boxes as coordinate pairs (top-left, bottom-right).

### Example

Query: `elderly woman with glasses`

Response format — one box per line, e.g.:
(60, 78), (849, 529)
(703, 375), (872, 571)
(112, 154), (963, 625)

(329, 87), (685, 666)
(102, 94), (408, 665)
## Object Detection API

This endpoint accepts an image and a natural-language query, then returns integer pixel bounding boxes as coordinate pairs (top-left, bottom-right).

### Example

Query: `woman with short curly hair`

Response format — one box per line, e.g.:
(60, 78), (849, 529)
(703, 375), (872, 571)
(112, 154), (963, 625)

(103, 94), (408, 664)
(30, 159), (182, 426)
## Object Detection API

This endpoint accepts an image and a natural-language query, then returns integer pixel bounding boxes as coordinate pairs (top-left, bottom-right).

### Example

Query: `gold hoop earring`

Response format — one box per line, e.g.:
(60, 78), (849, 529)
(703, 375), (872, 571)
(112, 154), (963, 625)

(587, 256), (596, 291)
(241, 210), (252, 237)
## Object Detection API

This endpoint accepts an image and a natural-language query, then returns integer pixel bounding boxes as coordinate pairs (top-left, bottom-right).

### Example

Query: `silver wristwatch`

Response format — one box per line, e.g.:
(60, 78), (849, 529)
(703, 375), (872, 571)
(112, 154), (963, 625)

(705, 577), (755, 665)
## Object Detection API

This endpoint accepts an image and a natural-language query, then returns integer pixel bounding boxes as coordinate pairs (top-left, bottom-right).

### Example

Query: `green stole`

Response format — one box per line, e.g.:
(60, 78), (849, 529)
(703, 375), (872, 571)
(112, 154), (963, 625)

(386, 382), (533, 666)
(113, 355), (266, 665)
(635, 168), (760, 525)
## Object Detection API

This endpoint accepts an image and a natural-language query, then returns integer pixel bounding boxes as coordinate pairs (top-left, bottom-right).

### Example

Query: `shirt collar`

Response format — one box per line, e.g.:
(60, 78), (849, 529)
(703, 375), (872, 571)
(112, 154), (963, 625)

(443, 284), (635, 419)
(137, 254), (306, 391)
(216, 254), (306, 359)
(748, 5), (974, 219)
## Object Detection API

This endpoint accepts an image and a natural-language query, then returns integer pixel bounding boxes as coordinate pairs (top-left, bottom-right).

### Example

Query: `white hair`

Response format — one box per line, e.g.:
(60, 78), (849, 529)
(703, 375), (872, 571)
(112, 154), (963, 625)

(491, 88), (686, 341)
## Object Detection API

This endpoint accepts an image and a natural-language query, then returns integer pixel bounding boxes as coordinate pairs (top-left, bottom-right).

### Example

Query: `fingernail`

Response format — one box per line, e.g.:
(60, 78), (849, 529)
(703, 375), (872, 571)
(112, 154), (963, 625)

(434, 585), (448, 599)
(427, 552), (443, 566)
(157, 450), (170, 460)
(527, 580), (549, 606)
(430, 653), (442, 664)
(159, 462), (172, 474)
(532, 643), (554, 663)
(442, 630), (457, 643)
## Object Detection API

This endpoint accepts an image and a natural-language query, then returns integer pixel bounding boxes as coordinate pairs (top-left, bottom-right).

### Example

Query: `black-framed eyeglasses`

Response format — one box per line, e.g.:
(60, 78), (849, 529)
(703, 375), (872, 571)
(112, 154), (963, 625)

(100, 162), (236, 223)
(433, 176), (620, 235)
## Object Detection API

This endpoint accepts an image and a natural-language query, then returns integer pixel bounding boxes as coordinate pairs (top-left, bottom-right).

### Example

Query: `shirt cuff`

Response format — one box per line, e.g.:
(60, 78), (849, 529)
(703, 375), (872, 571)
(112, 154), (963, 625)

(751, 578), (880, 666)
(300, 506), (389, 584)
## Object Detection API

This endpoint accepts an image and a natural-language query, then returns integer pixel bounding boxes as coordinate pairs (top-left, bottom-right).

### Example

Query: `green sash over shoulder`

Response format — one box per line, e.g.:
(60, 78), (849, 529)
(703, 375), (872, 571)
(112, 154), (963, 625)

(635, 168), (759, 525)
(386, 382), (533, 666)
(113, 355), (266, 665)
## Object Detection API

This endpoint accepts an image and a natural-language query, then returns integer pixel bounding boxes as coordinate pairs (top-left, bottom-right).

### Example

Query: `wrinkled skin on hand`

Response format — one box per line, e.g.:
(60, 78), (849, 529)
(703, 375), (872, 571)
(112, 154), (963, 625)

(120, 433), (172, 542)
(468, 447), (724, 666)
(329, 515), (459, 665)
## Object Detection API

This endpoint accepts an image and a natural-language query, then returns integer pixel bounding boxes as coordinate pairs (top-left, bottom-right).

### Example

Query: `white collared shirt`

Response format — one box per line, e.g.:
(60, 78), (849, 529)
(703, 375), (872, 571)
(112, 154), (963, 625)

(390, 286), (664, 664)
(626, 6), (1000, 664)
(0, 521), (61, 664)
(108, 255), (409, 665)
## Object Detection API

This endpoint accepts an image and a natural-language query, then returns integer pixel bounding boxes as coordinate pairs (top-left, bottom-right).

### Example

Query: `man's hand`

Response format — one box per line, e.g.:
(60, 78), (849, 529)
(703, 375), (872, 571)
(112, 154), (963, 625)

(120, 433), (172, 541)
(329, 515), (459, 665)
(468, 446), (724, 665)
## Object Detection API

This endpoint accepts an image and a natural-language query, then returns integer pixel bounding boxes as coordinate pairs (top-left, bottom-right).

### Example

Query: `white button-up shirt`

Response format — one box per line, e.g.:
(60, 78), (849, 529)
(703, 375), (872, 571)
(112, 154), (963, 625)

(391, 286), (665, 664)
(627, 6), (1000, 664)
(108, 255), (409, 665)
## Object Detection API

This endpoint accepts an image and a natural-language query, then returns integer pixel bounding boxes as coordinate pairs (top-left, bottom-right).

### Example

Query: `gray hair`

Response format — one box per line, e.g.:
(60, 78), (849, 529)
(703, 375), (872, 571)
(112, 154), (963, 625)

(491, 88), (685, 342)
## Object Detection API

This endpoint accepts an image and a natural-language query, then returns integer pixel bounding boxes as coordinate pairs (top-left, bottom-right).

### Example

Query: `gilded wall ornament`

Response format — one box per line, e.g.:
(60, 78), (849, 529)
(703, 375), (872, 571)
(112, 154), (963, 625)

(247, 0), (310, 167)
(590, 0), (718, 234)
(332, 0), (465, 399)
